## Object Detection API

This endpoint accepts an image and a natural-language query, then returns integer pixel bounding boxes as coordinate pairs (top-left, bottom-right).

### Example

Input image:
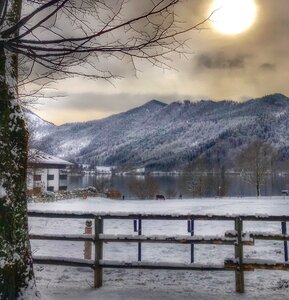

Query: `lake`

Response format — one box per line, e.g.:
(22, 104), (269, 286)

(67, 173), (289, 199)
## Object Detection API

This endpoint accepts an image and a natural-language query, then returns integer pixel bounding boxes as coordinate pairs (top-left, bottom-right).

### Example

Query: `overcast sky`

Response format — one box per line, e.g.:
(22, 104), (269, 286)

(30, 0), (289, 125)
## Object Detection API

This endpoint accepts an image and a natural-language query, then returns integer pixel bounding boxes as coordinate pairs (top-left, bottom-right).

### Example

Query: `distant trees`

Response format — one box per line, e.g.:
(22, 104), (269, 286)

(213, 166), (227, 197)
(93, 176), (111, 194)
(129, 176), (159, 199)
(114, 162), (135, 175)
(165, 185), (178, 199)
(184, 157), (228, 197)
(185, 158), (210, 197)
(237, 140), (277, 196)
(69, 163), (83, 174)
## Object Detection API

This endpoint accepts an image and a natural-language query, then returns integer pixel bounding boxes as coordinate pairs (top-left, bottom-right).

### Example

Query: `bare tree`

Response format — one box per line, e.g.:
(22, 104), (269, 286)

(215, 166), (227, 197)
(165, 185), (177, 199)
(185, 157), (210, 197)
(129, 176), (159, 199)
(0, 1), (209, 297)
(237, 140), (277, 197)
(93, 175), (111, 194)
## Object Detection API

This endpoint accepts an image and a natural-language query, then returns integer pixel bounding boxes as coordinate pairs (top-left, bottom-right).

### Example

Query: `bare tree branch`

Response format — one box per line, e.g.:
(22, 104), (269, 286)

(0, 0), (210, 88)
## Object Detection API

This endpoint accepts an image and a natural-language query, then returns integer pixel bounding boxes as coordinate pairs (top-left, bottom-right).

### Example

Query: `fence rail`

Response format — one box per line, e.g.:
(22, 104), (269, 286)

(28, 211), (289, 293)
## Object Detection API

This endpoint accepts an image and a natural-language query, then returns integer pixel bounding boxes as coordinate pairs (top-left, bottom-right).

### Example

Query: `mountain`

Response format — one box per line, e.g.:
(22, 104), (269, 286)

(26, 93), (289, 170)
(24, 108), (55, 141)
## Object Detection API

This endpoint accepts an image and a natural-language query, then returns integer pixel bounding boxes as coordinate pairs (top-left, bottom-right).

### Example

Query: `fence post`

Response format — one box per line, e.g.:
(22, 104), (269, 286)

(281, 221), (288, 262)
(133, 219), (142, 261)
(94, 217), (103, 288)
(138, 218), (142, 261)
(187, 219), (195, 263)
(234, 217), (244, 293)
(84, 220), (92, 259)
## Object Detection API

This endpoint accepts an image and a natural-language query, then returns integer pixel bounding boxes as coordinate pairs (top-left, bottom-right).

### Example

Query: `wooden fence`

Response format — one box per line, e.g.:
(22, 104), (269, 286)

(28, 211), (289, 293)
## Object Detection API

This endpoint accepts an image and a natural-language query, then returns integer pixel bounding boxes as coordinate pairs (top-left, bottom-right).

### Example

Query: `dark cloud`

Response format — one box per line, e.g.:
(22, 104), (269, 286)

(196, 52), (249, 70)
(259, 63), (276, 71)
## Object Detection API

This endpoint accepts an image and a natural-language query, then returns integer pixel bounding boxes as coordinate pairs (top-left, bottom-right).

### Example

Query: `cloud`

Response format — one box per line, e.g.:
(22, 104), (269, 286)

(196, 52), (249, 70)
(47, 92), (199, 111)
(33, 92), (197, 124)
(259, 63), (276, 71)
(30, 0), (289, 124)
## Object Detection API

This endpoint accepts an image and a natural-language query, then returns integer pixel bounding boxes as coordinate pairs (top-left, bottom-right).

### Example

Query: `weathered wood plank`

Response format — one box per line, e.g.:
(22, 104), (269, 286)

(32, 256), (229, 271)
(226, 230), (289, 241)
(29, 233), (94, 242)
(250, 233), (289, 241)
(28, 211), (289, 222)
(99, 260), (227, 271)
(32, 256), (94, 268)
(225, 259), (289, 271)
(28, 211), (96, 219)
(99, 234), (240, 245)
(29, 233), (253, 245)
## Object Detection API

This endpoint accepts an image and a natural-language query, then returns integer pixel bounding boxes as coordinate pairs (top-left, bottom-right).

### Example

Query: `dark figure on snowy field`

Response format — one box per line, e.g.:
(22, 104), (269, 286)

(156, 194), (166, 200)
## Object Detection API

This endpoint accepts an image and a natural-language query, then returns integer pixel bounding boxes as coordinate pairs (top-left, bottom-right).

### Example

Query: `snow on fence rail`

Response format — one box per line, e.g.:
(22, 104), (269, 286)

(27, 211), (289, 293)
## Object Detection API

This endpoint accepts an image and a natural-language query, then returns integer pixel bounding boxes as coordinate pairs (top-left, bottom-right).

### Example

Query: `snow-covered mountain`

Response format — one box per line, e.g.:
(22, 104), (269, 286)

(24, 108), (55, 140)
(26, 93), (289, 169)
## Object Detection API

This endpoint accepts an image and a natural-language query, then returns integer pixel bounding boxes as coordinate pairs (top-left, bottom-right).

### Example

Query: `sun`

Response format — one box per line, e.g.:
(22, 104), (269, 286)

(210, 0), (257, 35)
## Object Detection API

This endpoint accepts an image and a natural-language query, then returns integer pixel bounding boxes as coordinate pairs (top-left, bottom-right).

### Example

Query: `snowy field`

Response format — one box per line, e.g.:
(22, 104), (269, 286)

(28, 197), (289, 300)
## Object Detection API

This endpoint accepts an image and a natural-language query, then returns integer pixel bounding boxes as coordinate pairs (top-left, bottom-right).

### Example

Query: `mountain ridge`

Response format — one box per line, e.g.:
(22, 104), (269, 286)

(26, 93), (289, 170)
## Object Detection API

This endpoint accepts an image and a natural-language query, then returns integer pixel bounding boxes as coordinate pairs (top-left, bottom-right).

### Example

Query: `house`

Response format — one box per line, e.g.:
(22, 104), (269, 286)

(27, 149), (73, 194)
(115, 167), (146, 175)
(95, 166), (114, 174)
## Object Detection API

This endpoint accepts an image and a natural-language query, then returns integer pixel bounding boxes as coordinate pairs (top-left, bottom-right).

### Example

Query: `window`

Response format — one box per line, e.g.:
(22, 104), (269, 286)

(47, 174), (54, 180)
(47, 186), (54, 192)
(59, 186), (67, 191)
(59, 174), (67, 180)
(33, 175), (41, 181)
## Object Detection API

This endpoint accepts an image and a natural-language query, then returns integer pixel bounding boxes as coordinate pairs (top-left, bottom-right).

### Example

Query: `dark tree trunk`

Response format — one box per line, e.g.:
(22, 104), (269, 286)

(0, 1), (36, 298)
(256, 179), (260, 197)
(0, 45), (35, 300)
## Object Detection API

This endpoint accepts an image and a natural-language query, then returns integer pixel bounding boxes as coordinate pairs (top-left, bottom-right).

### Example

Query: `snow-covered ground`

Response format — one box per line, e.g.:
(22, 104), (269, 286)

(28, 197), (289, 299)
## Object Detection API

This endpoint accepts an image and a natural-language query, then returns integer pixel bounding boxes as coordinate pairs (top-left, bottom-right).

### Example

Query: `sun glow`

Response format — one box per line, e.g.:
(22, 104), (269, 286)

(210, 0), (257, 35)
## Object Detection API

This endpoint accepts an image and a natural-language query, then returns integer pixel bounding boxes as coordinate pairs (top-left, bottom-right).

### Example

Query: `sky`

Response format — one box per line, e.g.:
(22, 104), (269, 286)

(29, 0), (289, 125)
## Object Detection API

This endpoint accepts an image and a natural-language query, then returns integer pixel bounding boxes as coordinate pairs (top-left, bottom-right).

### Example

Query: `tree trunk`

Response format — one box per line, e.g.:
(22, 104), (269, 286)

(0, 1), (36, 299)
(256, 180), (260, 197)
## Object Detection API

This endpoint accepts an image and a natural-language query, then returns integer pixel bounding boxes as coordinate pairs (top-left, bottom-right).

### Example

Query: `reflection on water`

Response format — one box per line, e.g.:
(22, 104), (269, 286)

(67, 174), (289, 199)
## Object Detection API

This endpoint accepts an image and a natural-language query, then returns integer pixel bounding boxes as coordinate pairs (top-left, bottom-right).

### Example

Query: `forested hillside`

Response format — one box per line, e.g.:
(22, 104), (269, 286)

(26, 93), (289, 170)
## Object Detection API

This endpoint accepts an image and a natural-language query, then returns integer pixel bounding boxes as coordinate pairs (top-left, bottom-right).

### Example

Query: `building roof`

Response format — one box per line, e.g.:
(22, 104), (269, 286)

(29, 149), (73, 166)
